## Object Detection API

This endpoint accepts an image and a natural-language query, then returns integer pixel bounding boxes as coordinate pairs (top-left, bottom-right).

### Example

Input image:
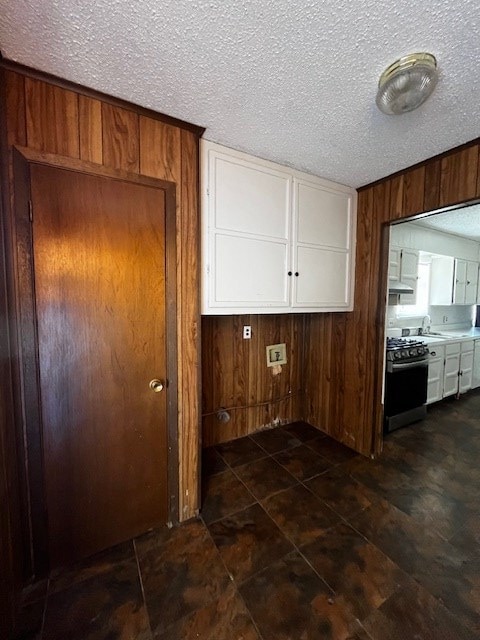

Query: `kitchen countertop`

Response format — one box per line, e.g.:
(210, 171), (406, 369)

(421, 328), (480, 345)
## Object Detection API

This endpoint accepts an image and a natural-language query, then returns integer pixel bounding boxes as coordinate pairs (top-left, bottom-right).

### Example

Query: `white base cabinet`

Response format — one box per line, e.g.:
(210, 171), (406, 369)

(427, 345), (445, 404)
(459, 340), (474, 393)
(428, 339), (475, 402)
(201, 141), (356, 314)
(473, 339), (480, 389)
(443, 342), (461, 398)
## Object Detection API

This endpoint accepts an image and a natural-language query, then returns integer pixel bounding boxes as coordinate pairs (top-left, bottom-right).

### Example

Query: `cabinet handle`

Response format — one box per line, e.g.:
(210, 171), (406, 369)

(288, 271), (292, 276)
(295, 272), (299, 277)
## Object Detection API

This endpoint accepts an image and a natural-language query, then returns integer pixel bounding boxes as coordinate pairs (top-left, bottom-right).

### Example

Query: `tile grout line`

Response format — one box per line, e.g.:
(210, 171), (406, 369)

(200, 514), (267, 640)
(133, 538), (154, 639)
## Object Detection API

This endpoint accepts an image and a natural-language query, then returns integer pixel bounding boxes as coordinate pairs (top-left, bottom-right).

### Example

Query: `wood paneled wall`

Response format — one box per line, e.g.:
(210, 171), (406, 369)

(202, 314), (305, 446)
(305, 140), (480, 456)
(0, 223), (18, 639)
(0, 61), (202, 597)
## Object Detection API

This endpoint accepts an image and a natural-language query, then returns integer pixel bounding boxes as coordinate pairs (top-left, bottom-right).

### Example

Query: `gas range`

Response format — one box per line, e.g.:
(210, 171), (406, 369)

(386, 337), (429, 364)
(384, 337), (429, 432)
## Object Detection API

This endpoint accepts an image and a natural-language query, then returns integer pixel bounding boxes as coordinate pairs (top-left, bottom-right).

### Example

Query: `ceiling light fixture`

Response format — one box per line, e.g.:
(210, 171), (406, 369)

(376, 52), (438, 115)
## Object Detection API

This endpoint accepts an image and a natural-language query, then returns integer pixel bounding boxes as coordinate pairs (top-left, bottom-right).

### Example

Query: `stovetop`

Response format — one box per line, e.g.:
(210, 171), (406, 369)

(386, 337), (429, 362)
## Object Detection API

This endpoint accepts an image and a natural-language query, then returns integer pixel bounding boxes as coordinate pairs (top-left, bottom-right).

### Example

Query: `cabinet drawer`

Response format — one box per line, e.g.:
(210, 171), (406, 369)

(461, 340), (474, 353)
(445, 342), (460, 356)
(428, 345), (445, 360)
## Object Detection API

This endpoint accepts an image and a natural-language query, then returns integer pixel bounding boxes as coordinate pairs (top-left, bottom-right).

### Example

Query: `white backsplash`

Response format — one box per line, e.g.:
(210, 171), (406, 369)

(387, 303), (475, 332)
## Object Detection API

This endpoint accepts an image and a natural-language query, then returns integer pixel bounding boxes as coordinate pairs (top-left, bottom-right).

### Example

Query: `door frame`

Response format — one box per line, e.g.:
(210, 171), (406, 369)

(12, 145), (179, 575)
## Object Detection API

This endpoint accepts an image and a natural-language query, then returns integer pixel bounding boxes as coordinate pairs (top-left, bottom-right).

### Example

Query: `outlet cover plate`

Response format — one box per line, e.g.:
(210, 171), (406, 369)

(266, 343), (287, 367)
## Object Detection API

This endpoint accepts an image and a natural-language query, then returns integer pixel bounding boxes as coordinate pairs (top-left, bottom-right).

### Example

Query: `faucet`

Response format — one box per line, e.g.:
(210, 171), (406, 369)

(421, 315), (431, 334)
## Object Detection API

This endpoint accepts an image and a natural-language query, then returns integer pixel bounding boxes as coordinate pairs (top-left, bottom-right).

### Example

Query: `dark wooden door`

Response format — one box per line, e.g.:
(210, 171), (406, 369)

(30, 164), (171, 568)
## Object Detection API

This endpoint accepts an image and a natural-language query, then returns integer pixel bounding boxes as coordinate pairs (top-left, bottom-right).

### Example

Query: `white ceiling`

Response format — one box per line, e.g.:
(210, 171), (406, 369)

(1, 0), (479, 188)
(413, 204), (480, 241)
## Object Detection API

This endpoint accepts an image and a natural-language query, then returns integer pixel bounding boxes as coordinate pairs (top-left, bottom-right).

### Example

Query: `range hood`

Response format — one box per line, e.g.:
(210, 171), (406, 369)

(388, 279), (414, 295)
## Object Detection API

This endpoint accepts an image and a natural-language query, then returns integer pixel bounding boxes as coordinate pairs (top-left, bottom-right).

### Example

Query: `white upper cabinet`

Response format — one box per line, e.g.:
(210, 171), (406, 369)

(388, 246), (419, 305)
(430, 256), (479, 305)
(201, 141), (356, 314)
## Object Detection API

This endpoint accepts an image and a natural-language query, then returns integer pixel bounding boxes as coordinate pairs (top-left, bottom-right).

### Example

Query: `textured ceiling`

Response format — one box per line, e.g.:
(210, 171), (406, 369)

(1, 0), (479, 187)
(413, 204), (480, 241)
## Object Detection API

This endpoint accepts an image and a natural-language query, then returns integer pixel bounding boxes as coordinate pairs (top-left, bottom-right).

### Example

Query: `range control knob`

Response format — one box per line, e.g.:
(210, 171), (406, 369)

(402, 349), (408, 358)
(394, 351), (401, 359)
(409, 348), (416, 356)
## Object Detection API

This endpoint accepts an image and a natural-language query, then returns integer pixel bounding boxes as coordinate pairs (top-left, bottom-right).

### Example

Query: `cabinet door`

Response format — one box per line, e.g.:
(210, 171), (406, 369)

(459, 348), (474, 394)
(399, 248), (419, 305)
(427, 346), (445, 404)
(443, 348), (460, 397)
(430, 256), (455, 305)
(465, 261), (478, 305)
(294, 246), (350, 307)
(212, 233), (289, 308)
(473, 340), (480, 389)
(202, 141), (293, 313)
(453, 259), (467, 304)
(292, 179), (353, 309)
(388, 247), (401, 281)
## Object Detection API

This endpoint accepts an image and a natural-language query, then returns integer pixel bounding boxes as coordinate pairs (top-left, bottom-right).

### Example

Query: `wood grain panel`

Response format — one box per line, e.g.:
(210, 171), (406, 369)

(101, 103), (139, 172)
(403, 166), (425, 216)
(389, 175), (404, 221)
(178, 129), (200, 520)
(424, 158), (441, 211)
(140, 117), (181, 182)
(25, 78), (79, 157)
(5, 71), (26, 148)
(440, 145), (479, 207)
(79, 96), (103, 164)
(202, 314), (305, 447)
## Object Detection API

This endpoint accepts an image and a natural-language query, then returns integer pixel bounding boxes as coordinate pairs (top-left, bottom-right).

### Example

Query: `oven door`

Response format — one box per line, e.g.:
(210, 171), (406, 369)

(384, 359), (428, 432)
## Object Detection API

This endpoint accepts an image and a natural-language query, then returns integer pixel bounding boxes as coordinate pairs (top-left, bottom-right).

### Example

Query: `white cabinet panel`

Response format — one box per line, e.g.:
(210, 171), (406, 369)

(296, 182), (350, 249)
(398, 248), (419, 305)
(294, 247), (349, 307)
(443, 342), (460, 397)
(473, 339), (480, 389)
(213, 234), (289, 307)
(427, 344), (445, 404)
(213, 155), (290, 239)
(465, 261), (478, 304)
(458, 340), (474, 394)
(388, 247), (401, 282)
(430, 256), (455, 305)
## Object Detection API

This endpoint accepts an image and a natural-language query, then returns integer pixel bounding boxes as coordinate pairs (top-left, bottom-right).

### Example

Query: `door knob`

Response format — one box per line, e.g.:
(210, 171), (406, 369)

(149, 379), (165, 392)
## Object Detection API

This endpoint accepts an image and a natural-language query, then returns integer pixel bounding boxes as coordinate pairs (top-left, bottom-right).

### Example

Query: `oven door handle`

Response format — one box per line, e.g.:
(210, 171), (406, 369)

(389, 360), (429, 371)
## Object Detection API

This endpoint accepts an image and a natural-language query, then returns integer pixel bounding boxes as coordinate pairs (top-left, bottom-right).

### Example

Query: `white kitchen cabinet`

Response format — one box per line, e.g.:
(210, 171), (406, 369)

(430, 256), (479, 305)
(443, 342), (461, 398)
(472, 339), (480, 389)
(459, 340), (474, 393)
(201, 140), (356, 314)
(464, 261), (478, 304)
(427, 344), (445, 404)
(388, 247), (401, 282)
(388, 246), (419, 304)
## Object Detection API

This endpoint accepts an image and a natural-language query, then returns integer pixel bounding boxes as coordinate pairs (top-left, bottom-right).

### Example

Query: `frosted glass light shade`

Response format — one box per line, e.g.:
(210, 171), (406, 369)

(376, 53), (438, 115)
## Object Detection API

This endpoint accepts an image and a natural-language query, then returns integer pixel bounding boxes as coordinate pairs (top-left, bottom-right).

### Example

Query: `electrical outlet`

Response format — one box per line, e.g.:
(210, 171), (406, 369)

(387, 318), (395, 327)
(243, 325), (252, 339)
(443, 315), (448, 323)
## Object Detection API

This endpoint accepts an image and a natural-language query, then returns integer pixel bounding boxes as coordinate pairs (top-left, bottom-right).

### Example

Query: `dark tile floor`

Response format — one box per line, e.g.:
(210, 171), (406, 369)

(14, 392), (480, 639)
